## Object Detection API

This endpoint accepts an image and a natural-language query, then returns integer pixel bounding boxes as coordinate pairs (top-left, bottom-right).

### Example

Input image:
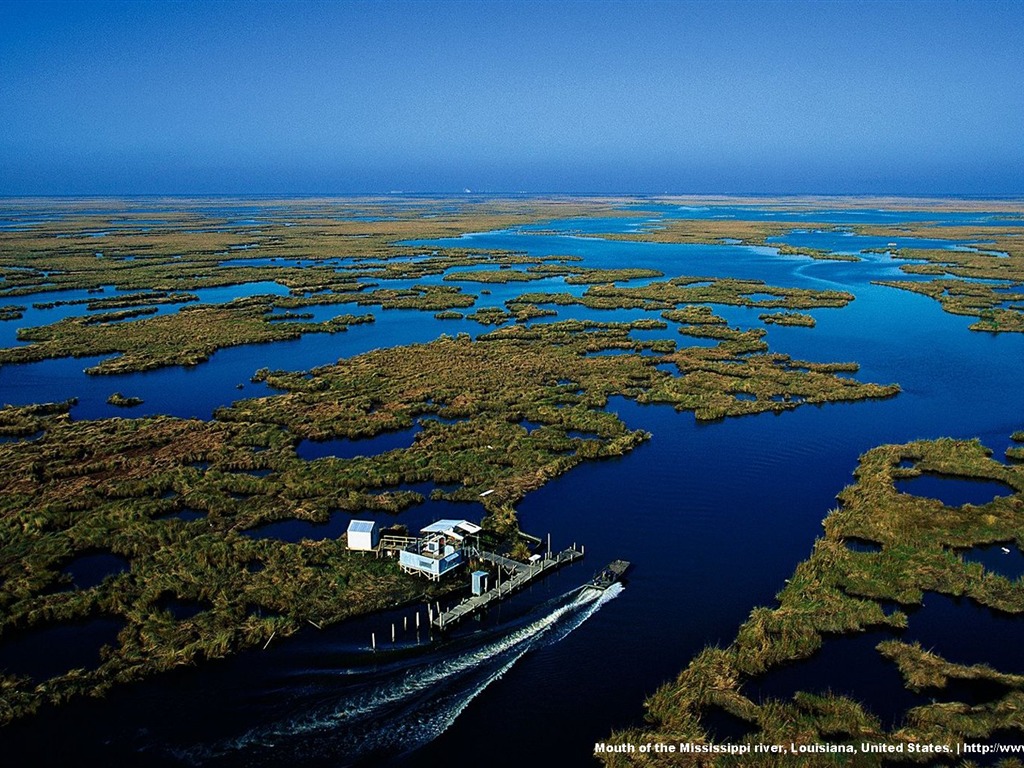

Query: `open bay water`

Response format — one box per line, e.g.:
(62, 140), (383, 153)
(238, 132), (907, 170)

(2, 203), (1024, 764)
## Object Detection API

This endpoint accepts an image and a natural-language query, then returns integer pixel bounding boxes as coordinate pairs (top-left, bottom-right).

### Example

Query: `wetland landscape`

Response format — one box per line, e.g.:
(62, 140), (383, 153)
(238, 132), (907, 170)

(2, 194), (1024, 765)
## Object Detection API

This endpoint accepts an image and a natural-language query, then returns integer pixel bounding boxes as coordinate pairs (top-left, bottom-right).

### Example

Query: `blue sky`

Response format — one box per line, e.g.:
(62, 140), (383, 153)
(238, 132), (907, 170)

(1, 0), (1022, 195)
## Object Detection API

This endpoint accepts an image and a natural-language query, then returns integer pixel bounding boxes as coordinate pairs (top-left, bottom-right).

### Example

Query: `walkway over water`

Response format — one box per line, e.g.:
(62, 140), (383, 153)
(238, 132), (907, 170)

(431, 546), (584, 630)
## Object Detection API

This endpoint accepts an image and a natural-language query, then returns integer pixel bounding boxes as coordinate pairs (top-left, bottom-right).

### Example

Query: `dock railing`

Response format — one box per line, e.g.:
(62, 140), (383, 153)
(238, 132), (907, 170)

(430, 544), (584, 630)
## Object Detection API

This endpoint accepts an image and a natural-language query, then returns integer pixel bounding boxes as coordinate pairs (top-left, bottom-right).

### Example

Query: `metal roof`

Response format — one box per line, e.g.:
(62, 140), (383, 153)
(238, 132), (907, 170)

(420, 519), (481, 535)
(347, 520), (376, 533)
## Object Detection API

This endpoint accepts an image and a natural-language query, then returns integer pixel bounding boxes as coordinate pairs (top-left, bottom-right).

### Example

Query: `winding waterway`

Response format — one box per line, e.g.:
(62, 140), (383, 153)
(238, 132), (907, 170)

(2, 200), (1023, 765)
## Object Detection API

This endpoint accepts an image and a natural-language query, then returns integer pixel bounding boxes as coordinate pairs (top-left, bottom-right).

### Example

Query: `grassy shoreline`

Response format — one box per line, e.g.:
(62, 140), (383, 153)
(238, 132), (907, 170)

(7, 195), (1019, 737)
(0, 307), (898, 724)
(600, 434), (1024, 766)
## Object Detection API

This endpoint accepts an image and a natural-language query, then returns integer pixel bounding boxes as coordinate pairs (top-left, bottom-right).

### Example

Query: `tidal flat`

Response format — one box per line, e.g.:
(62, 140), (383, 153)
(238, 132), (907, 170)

(2, 195), (1024, 766)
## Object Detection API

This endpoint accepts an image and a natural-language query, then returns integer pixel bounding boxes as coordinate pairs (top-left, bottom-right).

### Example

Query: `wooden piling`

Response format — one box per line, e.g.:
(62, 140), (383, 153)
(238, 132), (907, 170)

(430, 546), (585, 631)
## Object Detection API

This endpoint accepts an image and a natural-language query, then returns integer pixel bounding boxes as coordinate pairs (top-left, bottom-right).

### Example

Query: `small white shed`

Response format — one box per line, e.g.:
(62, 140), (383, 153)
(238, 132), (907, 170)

(346, 519), (379, 551)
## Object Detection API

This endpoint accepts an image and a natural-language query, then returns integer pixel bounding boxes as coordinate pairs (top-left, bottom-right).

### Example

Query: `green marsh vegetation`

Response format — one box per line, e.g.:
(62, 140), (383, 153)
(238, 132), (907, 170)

(443, 268), (546, 284)
(442, 265), (663, 285)
(105, 393), (143, 408)
(588, 201), (1024, 335)
(875, 278), (1024, 334)
(588, 216), (858, 262)
(0, 198), (643, 373)
(601, 435), (1024, 766)
(645, 342), (895, 420)
(592, 278), (854, 310)
(775, 244), (861, 262)
(1009, 433), (1024, 463)
(0, 398), (77, 437)
(0, 197), (883, 379)
(593, 217), (825, 247)
(506, 277), (854, 315)
(660, 306), (728, 325)
(0, 309), (899, 723)
(0, 196), (634, 298)
(859, 222), (1024, 333)
(0, 196), (930, 727)
(556, 267), (665, 284)
(466, 307), (517, 325)
(760, 312), (816, 328)
(32, 290), (200, 311)
(0, 298), (375, 374)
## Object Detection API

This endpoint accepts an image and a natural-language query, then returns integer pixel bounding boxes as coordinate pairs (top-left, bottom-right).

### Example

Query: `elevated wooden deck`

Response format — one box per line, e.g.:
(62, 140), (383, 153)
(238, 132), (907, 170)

(431, 545), (583, 630)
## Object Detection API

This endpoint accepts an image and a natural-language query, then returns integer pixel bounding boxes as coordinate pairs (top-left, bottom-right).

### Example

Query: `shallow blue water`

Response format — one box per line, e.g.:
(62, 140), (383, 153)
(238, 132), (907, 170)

(2, 202), (1024, 765)
(770, 229), (976, 254)
(619, 202), (1024, 227)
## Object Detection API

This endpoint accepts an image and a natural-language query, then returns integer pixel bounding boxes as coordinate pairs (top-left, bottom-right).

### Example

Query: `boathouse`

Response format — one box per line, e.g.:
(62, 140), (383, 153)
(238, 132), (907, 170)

(346, 519), (379, 551)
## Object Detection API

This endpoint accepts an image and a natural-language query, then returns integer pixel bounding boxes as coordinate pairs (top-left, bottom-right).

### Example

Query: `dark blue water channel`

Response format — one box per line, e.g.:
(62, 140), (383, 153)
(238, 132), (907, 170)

(3, 204), (1024, 765)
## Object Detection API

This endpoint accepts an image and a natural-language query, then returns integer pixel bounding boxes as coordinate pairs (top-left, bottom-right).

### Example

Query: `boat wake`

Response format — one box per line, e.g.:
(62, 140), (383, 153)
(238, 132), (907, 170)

(174, 582), (622, 766)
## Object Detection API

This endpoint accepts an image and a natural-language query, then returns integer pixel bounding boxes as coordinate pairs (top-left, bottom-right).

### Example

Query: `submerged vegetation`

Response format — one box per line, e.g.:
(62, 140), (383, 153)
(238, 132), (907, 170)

(602, 434), (1024, 766)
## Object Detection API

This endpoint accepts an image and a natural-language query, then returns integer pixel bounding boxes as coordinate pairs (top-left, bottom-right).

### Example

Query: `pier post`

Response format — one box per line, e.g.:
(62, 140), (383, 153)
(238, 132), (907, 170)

(371, 632), (376, 651)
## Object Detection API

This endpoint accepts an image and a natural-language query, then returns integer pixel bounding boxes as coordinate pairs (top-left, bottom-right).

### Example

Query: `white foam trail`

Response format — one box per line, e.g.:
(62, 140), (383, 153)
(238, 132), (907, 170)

(197, 582), (622, 762)
(259, 585), (606, 735)
(359, 582), (624, 756)
(790, 259), (855, 290)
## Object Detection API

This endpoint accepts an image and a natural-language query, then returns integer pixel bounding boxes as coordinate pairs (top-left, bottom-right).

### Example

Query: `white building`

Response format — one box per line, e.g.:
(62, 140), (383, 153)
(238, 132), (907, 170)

(346, 519), (379, 551)
(397, 519), (482, 580)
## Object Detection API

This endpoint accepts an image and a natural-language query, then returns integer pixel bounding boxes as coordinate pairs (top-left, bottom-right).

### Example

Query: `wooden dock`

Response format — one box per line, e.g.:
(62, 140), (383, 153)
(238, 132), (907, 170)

(431, 545), (584, 630)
